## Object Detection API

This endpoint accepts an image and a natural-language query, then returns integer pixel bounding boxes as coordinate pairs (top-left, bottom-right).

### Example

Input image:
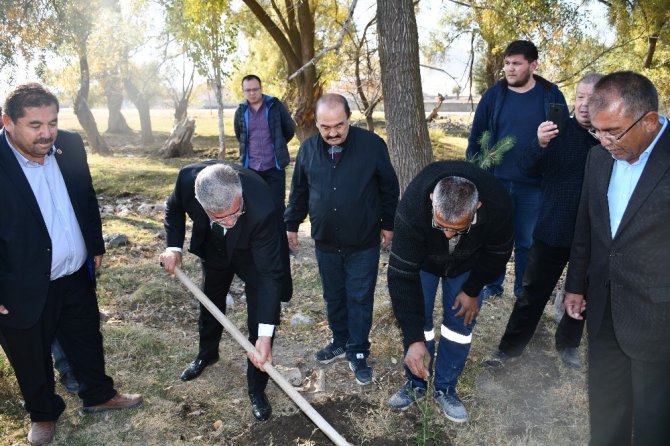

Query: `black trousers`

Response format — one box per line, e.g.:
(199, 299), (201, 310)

(251, 167), (293, 303)
(0, 266), (115, 421)
(498, 239), (584, 356)
(588, 298), (670, 445)
(197, 238), (271, 395)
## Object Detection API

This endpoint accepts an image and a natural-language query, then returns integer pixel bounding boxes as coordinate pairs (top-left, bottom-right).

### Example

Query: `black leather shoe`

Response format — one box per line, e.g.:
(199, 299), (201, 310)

(249, 392), (272, 421)
(180, 357), (219, 381)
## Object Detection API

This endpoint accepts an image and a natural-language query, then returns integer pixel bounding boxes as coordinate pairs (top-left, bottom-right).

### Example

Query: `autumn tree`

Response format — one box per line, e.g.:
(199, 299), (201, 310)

(377, 0), (432, 193)
(597, 0), (670, 99)
(163, 0), (237, 158)
(50, 0), (112, 155)
(240, 0), (321, 140)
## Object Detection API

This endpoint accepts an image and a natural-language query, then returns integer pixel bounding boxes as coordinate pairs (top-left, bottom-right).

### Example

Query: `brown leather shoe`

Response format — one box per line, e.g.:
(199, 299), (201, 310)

(27, 421), (56, 446)
(82, 392), (143, 413)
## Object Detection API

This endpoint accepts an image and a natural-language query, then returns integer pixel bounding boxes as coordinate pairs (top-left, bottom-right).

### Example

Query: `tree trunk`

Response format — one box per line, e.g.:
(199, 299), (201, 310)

(365, 113), (375, 132)
(105, 79), (133, 134)
(213, 76), (226, 159)
(74, 52), (110, 155)
(241, 0), (319, 142)
(426, 94), (445, 123)
(160, 117), (195, 158)
(123, 78), (154, 144)
(377, 0), (432, 193)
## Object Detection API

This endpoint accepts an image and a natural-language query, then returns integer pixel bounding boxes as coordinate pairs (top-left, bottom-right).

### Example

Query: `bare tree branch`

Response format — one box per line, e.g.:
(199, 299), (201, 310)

(419, 63), (461, 88)
(288, 0), (358, 81)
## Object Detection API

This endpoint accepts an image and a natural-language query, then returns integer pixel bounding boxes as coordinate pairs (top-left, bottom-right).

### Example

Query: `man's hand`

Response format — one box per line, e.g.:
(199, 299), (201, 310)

(287, 231), (299, 251)
(248, 336), (273, 372)
(537, 121), (560, 148)
(380, 229), (394, 249)
(159, 250), (182, 276)
(93, 255), (103, 270)
(452, 290), (479, 325)
(564, 292), (586, 320)
(0, 305), (8, 315)
(404, 341), (430, 380)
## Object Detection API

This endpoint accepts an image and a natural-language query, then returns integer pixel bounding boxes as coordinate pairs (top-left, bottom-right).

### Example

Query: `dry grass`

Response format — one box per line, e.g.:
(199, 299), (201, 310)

(0, 110), (589, 445)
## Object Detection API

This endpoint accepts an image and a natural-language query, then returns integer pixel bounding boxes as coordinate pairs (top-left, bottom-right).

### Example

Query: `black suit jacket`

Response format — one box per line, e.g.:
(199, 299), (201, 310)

(164, 161), (283, 325)
(565, 126), (670, 362)
(0, 129), (105, 329)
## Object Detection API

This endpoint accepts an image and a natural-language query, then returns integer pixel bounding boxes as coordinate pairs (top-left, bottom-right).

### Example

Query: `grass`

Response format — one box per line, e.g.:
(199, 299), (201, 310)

(0, 108), (588, 445)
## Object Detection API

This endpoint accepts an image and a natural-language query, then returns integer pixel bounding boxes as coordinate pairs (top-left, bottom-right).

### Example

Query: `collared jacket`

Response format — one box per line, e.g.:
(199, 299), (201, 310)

(466, 74), (567, 184)
(234, 95), (295, 170)
(284, 126), (399, 252)
(388, 161), (513, 348)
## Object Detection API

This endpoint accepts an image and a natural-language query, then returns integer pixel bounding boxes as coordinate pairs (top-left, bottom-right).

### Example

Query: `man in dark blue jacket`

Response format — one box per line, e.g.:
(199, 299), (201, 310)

(467, 40), (567, 300)
(285, 93), (399, 386)
(234, 74), (294, 213)
(234, 74), (294, 302)
(485, 73), (603, 371)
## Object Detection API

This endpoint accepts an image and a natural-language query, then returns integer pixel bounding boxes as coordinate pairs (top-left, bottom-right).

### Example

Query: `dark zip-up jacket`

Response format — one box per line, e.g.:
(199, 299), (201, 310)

(519, 116), (597, 247)
(284, 126), (399, 252)
(234, 95), (294, 170)
(466, 74), (567, 184)
(388, 161), (513, 348)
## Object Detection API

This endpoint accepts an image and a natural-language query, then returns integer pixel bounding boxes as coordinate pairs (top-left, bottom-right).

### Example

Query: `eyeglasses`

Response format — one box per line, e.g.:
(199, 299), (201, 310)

(431, 214), (472, 236)
(211, 199), (245, 228)
(588, 112), (650, 144)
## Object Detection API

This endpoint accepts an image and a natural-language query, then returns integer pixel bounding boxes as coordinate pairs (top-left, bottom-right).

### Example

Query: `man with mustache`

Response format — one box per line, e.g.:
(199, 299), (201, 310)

(0, 83), (142, 446)
(284, 93), (399, 385)
(467, 40), (567, 301)
(564, 71), (670, 445)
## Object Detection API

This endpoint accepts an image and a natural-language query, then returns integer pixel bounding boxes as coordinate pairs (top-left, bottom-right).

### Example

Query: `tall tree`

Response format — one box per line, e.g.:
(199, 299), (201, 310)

(240, 0), (320, 141)
(377, 0), (432, 193)
(163, 0), (237, 158)
(56, 0), (112, 154)
(597, 0), (670, 99)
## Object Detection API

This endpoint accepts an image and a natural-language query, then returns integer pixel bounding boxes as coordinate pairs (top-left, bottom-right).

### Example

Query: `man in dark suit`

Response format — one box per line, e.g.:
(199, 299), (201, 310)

(159, 162), (284, 422)
(0, 83), (142, 446)
(564, 71), (670, 445)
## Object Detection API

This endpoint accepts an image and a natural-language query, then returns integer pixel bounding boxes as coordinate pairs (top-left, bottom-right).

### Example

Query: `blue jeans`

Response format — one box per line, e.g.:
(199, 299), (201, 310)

(51, 338), (72, 376)
(315, 246), (380, 360)
(484, 180), (540, 298)
(405, 270), (483, 392)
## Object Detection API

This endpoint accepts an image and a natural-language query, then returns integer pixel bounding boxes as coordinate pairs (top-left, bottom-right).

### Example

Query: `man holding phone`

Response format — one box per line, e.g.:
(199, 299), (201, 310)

(467, 40), (568, 300)
(485, 73), (603, 369)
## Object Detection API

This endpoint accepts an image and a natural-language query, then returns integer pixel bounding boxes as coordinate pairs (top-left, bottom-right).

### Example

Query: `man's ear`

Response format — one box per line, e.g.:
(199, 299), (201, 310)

(530, 59), (538, 73)
(429, 193), (434, 203)
(476, 201), (482, 209)
(641, 111), (659, 132)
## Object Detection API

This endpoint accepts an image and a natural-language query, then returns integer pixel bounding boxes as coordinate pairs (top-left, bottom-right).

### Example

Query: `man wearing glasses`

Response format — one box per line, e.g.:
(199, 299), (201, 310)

(564, 71), (670, 444)
(387, 161), (513, 423)
(159, 163), (285, 422)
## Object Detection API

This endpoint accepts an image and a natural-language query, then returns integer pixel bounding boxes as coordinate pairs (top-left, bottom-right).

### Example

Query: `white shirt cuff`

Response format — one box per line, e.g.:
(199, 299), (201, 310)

(258, 323), (275, 337)
(166, 246), (182, 253)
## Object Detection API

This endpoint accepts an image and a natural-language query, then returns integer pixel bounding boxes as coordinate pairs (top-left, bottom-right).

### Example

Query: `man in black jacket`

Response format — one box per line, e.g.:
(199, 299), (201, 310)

(284, 93), (399, 385)
(485, 73), (603, 370)
(0, 83), (141, 446)
(387, 161), (512, 423)
(159, 163), (284, 422)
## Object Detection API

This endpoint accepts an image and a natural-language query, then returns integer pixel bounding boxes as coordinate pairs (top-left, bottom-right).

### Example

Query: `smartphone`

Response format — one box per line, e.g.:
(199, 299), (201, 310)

(548, 103), (568, 133)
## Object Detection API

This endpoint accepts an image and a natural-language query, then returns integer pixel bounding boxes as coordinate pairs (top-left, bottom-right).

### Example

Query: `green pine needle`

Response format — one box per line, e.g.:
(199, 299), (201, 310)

(470, 131), (516, 170)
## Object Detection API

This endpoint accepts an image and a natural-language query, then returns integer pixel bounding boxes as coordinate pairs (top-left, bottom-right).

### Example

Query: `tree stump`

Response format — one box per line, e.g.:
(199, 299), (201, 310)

(160, 117), (195, 158)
